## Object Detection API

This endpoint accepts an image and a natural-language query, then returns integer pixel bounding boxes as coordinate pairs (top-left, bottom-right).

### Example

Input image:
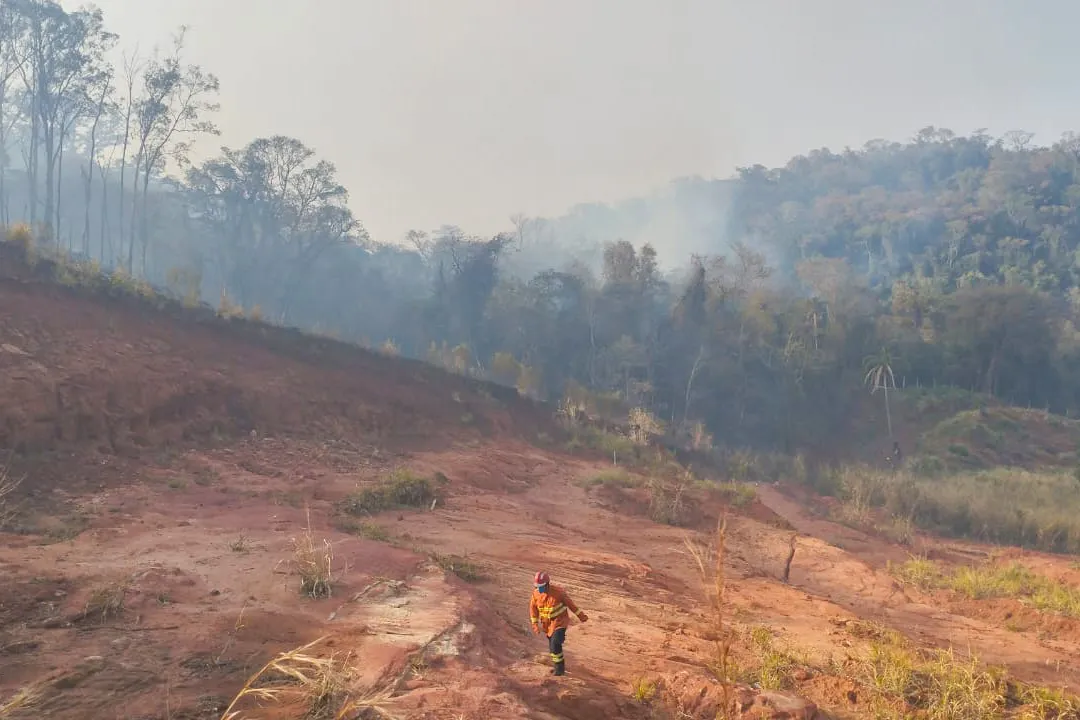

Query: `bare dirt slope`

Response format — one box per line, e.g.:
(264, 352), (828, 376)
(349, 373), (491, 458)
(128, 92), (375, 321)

(2, 268), (1080, 719)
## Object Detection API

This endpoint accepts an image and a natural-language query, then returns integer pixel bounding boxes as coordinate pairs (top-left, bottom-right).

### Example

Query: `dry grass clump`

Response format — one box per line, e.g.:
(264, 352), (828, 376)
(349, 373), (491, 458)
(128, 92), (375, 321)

(291, 509), (335, 599)
(429, 551), (483, 582)
(220, 636), (394, 720)
(648, 474), (690, 526)
(4, 222), (33, 249)
(82, 581), (127, 623)
(0, 682), (44, 718)
(630, 676), (657, 703)
(628, 407), (664, 446)
(229, 533), (253, 553)
(217, 290), (245, 319)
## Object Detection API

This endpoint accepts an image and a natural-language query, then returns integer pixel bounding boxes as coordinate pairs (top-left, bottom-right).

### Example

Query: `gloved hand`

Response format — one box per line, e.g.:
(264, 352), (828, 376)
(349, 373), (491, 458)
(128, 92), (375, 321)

(531, 623), (540, 634)
(577, 611), (589, 623)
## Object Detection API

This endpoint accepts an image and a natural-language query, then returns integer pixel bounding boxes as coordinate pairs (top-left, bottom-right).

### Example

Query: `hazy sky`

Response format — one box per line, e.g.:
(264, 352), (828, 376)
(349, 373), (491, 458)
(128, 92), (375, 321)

(90, 0), (1080, 244)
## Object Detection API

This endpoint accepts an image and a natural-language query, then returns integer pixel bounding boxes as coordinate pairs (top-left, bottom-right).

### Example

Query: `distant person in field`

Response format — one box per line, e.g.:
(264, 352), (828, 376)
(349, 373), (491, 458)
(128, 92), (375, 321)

(887, 441), (902, 470)
(529, 571), (588, 676)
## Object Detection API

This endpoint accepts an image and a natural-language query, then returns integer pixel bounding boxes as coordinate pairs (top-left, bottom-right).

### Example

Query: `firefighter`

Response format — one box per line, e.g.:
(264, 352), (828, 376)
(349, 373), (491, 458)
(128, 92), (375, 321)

(529, 571), (588, 676)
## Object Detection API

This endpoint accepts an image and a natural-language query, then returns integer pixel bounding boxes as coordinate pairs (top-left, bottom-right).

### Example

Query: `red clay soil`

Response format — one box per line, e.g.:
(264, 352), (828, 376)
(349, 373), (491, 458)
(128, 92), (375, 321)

(3, 268), (1080, 719)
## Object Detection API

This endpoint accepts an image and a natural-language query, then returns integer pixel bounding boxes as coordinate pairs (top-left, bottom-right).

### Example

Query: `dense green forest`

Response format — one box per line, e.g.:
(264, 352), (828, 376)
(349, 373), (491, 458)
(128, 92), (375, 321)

(354, 128), (1080, 454)
(2, 2), (1079, 455)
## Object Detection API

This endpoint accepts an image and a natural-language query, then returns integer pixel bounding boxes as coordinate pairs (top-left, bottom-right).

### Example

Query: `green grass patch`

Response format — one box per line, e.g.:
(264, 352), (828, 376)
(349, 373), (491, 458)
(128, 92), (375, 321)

(714, 480), (757, 508)
(851, 625), (1080, 719)
(565, 426), (638, 462)
(577, 468), (641, 490)
(915, 407), (1080, 473)
(897, 386), (987, 420)
(832, 464), (1080, 554)
(333, 517), (391, 542)
(742, 618), (1080, 718)
(890, 557), (1080, 617)
(860, 639), (1007, 719)
(744, 626), (806, 691)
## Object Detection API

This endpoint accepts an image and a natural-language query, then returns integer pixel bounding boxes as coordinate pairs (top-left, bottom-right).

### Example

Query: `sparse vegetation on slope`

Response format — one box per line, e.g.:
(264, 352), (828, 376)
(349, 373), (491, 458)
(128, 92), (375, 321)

(891, 557), (1080, 617)
(745, 626), (808, 691)
(81, 581), (126, 623)
(913, 407), (1080, 474)
(850, 627), (1080, 719)
(579, 462), (756, 528)
(577, 467), (640, 490)
(333, 517), (392, 542)
(429, 552), (484, 582)
(832, 464), (1080, 554)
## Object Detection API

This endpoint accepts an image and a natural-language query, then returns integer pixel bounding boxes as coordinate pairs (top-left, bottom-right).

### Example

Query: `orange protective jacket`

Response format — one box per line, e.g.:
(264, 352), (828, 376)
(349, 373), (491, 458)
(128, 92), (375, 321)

(530, 584), (580, 637)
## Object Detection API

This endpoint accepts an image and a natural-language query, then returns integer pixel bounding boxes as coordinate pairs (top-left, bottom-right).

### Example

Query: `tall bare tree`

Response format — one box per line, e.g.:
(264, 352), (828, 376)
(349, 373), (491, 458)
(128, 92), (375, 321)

(14, 0), (113, 242)
(0, 2), (26, 226)
(79, 64), (114, 254)
(116, 46), (141, 267)
(129, 26), (219, 276)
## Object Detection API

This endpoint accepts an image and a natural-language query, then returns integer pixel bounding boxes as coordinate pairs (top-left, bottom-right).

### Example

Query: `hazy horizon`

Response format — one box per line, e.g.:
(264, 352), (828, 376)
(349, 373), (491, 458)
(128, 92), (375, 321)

(90, 0), (1080, 244)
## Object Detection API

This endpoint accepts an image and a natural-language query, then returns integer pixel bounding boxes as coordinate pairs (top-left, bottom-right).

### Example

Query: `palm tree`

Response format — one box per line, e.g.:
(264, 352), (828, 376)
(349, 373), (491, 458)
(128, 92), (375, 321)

(864, 347), (896, 439)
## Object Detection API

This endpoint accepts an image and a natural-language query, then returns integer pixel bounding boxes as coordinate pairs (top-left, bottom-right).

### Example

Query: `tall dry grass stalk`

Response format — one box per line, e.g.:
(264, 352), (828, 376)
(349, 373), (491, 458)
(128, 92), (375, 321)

(0, 683), (43, 719)
(219, 636), (395, 720)
(291, 507), (334, 598)
(685, 515), (734, 719)
(0, 455), (22, 530)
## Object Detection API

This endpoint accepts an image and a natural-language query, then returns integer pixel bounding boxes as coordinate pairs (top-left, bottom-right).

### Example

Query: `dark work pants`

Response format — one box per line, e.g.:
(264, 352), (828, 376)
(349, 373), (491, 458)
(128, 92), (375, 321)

(548, 626), (567, 673)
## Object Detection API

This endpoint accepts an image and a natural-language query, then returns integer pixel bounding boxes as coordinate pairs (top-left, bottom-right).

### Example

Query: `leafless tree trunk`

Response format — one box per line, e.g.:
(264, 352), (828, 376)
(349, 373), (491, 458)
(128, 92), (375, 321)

(82, 77), (109, 254)
(0, 3), (22, 229)
(56, 130), (64, 249)
(118, 47), (139, 270)
(781, 534), (797, 584)
(97, 146), (116, 264)
(127, 150), (140, 271)
(683, 344), (706, 424)
(98, 161), (108, 261)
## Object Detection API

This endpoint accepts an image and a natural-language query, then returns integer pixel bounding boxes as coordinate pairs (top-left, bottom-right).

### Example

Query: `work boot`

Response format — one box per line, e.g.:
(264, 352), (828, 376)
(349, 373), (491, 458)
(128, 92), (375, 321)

(552, 662), (565, 676)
